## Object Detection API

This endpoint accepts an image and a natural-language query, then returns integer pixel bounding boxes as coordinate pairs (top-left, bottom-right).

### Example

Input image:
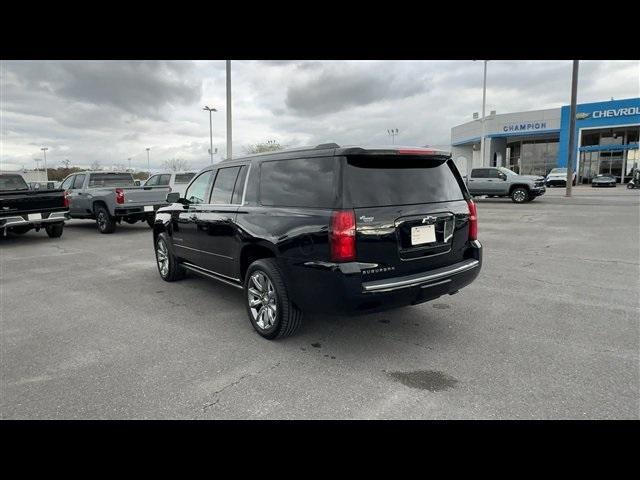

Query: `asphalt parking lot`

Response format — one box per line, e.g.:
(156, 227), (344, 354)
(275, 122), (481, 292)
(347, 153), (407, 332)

(1, 186), (639, 419)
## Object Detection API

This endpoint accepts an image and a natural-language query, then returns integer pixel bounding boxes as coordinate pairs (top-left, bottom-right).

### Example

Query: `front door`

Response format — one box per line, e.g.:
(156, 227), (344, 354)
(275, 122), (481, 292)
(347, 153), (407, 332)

(172, 169), (214, 265)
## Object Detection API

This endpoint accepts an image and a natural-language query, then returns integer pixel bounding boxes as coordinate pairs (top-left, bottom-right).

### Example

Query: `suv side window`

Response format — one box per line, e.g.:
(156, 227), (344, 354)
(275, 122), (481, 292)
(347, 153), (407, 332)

(231, 165), (249, 205)
(72, 174), (86, 189)
(210, 166), (241, 204)
(259, 157), (337, 208)
(60, 176), (74, 190)
(185, 170), (214, 204)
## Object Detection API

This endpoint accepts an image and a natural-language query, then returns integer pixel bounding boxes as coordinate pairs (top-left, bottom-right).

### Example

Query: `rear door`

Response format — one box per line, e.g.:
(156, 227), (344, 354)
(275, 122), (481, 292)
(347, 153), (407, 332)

(342, 154), (471, 280)
(468, 168), (490, 194)
(68, 174), (88, 214)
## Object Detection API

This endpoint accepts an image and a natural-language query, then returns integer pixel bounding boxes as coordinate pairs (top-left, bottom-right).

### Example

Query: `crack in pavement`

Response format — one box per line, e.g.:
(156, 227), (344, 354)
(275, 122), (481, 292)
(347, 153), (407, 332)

(201, 361), (281, 413)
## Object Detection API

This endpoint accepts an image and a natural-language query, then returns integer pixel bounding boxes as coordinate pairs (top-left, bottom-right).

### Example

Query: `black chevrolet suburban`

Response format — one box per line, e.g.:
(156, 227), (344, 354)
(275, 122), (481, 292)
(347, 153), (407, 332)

(152, 144), (482, 339)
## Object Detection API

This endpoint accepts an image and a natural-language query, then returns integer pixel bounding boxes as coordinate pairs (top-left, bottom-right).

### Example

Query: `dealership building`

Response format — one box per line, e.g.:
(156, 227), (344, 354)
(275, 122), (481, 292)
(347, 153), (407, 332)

(450, 97), (640, 183)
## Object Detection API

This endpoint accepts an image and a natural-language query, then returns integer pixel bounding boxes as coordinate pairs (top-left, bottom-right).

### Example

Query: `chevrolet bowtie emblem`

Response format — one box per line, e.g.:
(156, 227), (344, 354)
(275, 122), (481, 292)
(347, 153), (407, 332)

(422, 216), (436, 224)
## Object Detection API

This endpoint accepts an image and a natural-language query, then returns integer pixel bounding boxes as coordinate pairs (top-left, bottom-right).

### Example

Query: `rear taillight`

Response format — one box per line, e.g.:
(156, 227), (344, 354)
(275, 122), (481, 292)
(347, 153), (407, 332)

(63, 190), (70, 208)
(467, 199), (478, 241)
(330, 209), (356, 262)
(115, 188), (125, 205)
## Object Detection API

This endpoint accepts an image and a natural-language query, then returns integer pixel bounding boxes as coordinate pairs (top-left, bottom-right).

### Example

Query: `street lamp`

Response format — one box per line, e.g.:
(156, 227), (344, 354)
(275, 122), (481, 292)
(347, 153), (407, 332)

(387, 128), (399, 144)
(40, 147), (49, 181)
(128, 157), (132, 172)
(146, 148), (151, 179)
(473, 60), (489, 167)
(203, 106), (218, 164)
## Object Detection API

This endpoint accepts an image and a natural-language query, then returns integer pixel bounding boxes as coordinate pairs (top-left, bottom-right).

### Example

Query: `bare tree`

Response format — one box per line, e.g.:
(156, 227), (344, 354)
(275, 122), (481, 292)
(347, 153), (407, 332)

(163, 158), (191, 171)
(244, 139), (284, 154)
(90, 160), (101, 170)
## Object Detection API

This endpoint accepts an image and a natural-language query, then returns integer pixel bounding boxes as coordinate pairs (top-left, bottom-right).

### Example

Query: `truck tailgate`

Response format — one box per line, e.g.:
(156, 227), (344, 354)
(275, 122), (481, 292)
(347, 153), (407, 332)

(119, 186), (170, 206)
(0, 189), (67, 216)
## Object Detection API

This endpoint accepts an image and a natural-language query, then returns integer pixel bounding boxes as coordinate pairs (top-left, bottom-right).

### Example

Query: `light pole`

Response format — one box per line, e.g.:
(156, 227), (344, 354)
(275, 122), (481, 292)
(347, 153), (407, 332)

(226, 60), (232, 160)
(480, 60), (488, 167)
(565, 60), (580, 198)
(41, 147), (49, 181)
(128, 158), (132, 172)
(146, 148), (151, 179)
(387, 128), (399, 144)
(203, 106), (217, 164)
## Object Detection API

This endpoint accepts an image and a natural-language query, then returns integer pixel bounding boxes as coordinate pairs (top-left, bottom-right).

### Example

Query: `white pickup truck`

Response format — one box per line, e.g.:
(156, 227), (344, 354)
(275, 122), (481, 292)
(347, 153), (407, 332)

(60, 171), (170, 233)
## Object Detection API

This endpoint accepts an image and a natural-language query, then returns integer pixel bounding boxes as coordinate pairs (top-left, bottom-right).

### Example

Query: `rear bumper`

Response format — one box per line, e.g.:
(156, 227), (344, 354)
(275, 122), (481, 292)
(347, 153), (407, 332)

(114, 204), (168, 217)
(284, 240), (482, 314)
(0, 211), (69, 229)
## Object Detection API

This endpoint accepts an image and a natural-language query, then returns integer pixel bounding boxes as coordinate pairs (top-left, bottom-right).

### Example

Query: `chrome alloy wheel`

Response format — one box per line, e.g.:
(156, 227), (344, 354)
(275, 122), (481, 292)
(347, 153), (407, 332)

(97, 211), (107, 230)
(247, 271), (277, 330)
(156, 238), (169, 277)
(513, 190), (526, 202)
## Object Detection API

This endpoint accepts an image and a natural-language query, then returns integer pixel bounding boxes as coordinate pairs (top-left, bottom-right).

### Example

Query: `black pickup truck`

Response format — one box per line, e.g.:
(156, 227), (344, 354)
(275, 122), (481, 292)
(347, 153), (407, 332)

(0, 173), (70, 238)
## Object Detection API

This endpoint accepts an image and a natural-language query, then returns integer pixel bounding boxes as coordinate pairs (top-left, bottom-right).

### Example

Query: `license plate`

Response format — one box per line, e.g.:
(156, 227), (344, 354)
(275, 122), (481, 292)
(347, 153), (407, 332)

(144, 206), (154, 212)
(28, 213), (42, 221)
(411, 224), (436, 245)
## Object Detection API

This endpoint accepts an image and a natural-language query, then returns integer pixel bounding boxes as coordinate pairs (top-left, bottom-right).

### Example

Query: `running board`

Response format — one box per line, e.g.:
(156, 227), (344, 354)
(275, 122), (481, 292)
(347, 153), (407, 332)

(181, 263), (243, 290)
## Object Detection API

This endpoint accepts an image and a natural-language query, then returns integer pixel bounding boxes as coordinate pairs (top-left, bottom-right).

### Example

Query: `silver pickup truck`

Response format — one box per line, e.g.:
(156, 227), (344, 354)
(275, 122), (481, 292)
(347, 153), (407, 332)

(466, 167), (546, 203)
(60, 171), (170, 233)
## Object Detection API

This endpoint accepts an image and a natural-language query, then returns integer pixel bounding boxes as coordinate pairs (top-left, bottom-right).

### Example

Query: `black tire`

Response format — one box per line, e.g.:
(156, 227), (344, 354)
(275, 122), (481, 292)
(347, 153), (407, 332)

(45, 223), (64, 238)
(155, 232), (185, 281)
(244, 258), (302, 340)
(511, 187), (529, 203)
(146, 215), (155, 228)
(95, 204), (116, 234)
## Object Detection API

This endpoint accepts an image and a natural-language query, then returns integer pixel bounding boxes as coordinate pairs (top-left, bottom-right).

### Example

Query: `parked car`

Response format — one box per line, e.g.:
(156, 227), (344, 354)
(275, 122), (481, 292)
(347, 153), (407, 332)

(1, 173), (69, 238)
(545, 168), (576, 187)
(143, 172), (197, 197)
(591, 174), (617, 187)
(466, 167), (546, 203)
(152, 144), (482, 339)
(60, 171), (171, 233)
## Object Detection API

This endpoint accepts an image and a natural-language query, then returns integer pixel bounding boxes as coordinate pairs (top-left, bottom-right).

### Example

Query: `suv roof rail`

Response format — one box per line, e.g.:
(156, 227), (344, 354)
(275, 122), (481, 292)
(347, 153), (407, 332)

(315, 143), (340, 149)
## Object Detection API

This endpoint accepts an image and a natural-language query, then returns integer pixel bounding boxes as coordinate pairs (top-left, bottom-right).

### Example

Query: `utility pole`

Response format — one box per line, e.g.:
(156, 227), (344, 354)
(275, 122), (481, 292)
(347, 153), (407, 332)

(226, 60), (232, 160)
(146, 148), (151, 179)
(203, 106), (217, 164)
(41, 147), (49, 181)
(480, 60), (488, 167)
(128, 158), (132, 172)
(387, 128), (399, 144)
(566, 60), (580, 198)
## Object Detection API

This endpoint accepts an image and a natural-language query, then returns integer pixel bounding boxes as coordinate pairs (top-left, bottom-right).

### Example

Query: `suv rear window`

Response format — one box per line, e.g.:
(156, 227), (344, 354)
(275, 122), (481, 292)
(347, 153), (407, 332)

(344, 156), (464, 207)
(260, 157), (337, 208)
(89, 173), (135, 187)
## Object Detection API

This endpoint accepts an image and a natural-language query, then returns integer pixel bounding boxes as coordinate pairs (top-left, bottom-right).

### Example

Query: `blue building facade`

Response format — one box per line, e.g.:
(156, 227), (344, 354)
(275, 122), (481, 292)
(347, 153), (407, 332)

(558, 98), (640, 183)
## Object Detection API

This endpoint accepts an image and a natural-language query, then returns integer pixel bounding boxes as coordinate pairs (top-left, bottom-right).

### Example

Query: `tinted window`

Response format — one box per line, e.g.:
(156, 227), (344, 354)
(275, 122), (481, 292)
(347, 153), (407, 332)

(471, 168), (489, 178)
(175, 173), (195, 184)
(60, 176), (74, 190)
(231, 165), (249, 205)
(158, 174), (171, 186)
(345, 156), (464, 207)
(0, 174), (28, 191)
(210, 167), (241, 204)
(185, 170), (213, 204)
(89, 173), (135, 187)
(73, 174), (86, 189)
(487, 169), (502, 178)
(260, 157), (337, 208)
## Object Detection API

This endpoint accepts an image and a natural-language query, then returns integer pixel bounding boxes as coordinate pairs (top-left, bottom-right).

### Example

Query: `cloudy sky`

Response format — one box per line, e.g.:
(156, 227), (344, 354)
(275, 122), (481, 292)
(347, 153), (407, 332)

(1, 60), (638, 172)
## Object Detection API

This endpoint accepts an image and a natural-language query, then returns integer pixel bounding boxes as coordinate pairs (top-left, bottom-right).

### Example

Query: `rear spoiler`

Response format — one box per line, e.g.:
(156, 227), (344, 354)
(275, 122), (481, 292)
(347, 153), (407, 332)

(340, 147), (451, 157)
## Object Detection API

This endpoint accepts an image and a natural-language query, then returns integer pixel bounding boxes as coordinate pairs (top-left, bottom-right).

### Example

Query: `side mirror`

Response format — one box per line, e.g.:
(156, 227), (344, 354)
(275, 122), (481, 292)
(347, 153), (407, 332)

(166, 192), (181, 203)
